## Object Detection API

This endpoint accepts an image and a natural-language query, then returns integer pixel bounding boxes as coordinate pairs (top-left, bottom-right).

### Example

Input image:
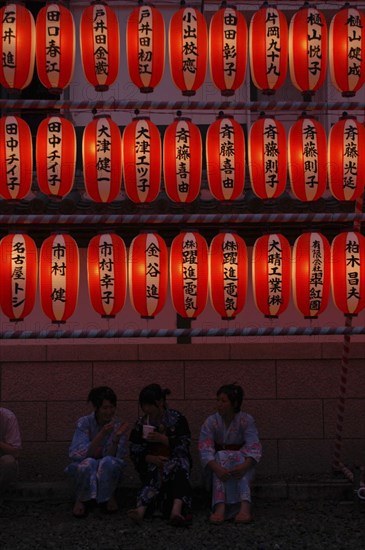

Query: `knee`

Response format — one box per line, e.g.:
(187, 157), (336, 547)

(77, 457), (97, 474)
(0, 454), (17, 468)
(100, 456), (121, 472)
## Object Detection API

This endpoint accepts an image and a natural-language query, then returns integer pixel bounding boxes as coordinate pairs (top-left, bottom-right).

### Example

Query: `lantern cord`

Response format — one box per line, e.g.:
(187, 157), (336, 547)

(0, 213), (363, 227)
(0, 326), (363, 340)
(332, 191), (364, 473)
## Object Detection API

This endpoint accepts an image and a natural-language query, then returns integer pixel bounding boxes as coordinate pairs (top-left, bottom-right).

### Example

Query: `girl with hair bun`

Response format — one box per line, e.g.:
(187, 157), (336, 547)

(199, 384), (262, 525)
(128, 384), (192, 526)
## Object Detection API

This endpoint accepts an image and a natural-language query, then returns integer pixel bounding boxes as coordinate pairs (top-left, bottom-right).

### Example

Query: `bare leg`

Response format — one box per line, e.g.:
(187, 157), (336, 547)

(209, 502), (225, 524)
(234, 500), (252, 523)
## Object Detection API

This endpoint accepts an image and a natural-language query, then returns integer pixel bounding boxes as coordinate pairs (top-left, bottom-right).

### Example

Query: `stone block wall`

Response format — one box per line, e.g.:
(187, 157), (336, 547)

(0, 342), (364, 483)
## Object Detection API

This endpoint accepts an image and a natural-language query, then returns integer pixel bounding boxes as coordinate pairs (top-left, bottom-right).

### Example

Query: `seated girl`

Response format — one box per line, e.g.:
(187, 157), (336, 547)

(199, 384), (262, 524)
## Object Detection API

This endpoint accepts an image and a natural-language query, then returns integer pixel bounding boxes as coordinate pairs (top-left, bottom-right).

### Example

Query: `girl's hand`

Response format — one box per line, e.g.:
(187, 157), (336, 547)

(213, 464), (231, 481)
(146, 455), (168, 468)
(146, 431), (169, 445)
(229, 464), (247, 479)
(115, 422), (129, 437)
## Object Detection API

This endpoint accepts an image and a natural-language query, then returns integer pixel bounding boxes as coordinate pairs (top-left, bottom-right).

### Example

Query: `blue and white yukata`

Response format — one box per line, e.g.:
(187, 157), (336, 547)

(65, 413), (127, 504)
(199, 411), (262, 515)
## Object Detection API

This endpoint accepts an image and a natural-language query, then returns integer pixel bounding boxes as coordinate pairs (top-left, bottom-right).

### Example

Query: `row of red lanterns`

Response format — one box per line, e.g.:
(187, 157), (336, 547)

(1, 3), (364, 98)
(1, 231), (364, 324)
(1, 113), (364, 203)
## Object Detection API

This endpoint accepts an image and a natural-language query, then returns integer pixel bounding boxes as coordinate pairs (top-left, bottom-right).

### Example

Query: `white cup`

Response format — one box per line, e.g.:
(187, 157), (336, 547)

(143, 424), (156, 439)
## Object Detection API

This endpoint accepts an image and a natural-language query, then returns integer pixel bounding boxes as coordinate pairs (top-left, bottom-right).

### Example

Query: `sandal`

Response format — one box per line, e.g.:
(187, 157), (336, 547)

(169, 514), (192, 527)
(127, 508), (144, 525)
(209, 512), (225, 525)
(234, 511), (252, 524)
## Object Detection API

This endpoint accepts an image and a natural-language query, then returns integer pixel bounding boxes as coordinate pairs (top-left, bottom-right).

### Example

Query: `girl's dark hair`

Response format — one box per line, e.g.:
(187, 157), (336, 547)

(217, 384), (244, 413)
(139, 383), (171, 408)
(88, 386), (117, 409)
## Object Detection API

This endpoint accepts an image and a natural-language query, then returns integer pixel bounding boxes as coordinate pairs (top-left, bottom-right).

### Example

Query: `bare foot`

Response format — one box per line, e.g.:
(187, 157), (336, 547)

(209, 511), (225, 524)
(72, 501), (86, 518)
(127, 508), (144, 524)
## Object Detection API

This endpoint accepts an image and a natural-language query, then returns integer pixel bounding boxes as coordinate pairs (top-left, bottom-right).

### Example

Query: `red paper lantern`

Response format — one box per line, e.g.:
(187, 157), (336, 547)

(169, 6), (207, 96)
(170, 231), (208, 319)
(36, 3), (75, 94)
(329, 7), (365, 97)
(206, 115), (245, 201)
(39, 234), (79, 323)
(80, 2), (119, 92)
(288, 116), (327, 201)
(292, 232), (330, 318)
(36, 116), (76, 198)
(209, 232), (247, 320)
(249, 5), (288, 94)
(331, 231), (365, 316)
(0, 116), (33, 200)
(87, 233), (127, 318)
(248, 116), (287, 199)
(163, 117), (202, 203)
(0, 3), (35, 90)
(328, 115), (365, 201)
(252, 233), (291, 318)
(83, 115), (122, 203)
(126, 5), (165, 93)
(289, 6), (327, 98)
(129, 233), (168, 319)
(209, 6), (247, 96)
(122, 117), (161, 203)
(0, 234), (37, 322)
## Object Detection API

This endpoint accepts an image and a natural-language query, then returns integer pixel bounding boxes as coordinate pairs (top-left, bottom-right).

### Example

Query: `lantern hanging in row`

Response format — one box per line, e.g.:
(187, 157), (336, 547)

(169, 5), (207, 96)
(0, 116), (33, 200)
(249, 5), (288, 95)
(209, 232), (247, 320)
(329, 6), (365, 98)
(209, 5), (247, 96)
(170, 231), (208, 319)
(289, 5), (327, 99)
(80, 2), (119, 92)
(252, 233), (291, 318)
(0, 234), (37, 322)
(328, 115), (365, 201)
(129, 232), (168, 318)
(122, 116), (161, 203)
(292, 232), (330, 319)
(163, 116), (202, 203)
(0, 3), (35, 91)
(127, 4), (165, 93)
(36, 3), (75, 94)
(206, 114), (245, 201)
(248, 116), (286, 199)
(288, 115), (327, 202)
(39, 233), (79, 323)
(36, 116), (76, 198)
(87, 233), (127, 318)
(83, 114), (122, 203)
(331, 231), (365, 316)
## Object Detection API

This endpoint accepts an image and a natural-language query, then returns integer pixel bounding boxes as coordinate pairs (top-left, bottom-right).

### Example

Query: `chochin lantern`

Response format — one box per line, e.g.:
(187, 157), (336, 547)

(288, 116), (327, 201)
(209, 232), (247, 319)
(289, 6), (327, 99)
(249, 5), (288, 95)
(87, 233), (127, 318)
(331, 231), (365, 316)
(83, 114), (122, 203)
(122, 116), (161, 203)
(80, 2), (119, 91)
(329, 6), (365, 97)
(170, 231), (208, 319)
(169, 6), (207, 96)
(129, 233), (168, 319)
(209, 6), (247, 96)
(0, 116), (33, 200)
(39, 234), (79, 323)
(252, 233), (291, 318)
(36, 116), (76, 198)
(0, 234), (37, 322)
(328, 115), (365, 201)
(292, 232), (330, 318)
(248, 116), (287, 199)
(0, 3), (35, 90)
(126, 5), (165, 93)
(36, 3), (75, 94)
(206, 114), (245, 201)
(163, 117), (202, 203)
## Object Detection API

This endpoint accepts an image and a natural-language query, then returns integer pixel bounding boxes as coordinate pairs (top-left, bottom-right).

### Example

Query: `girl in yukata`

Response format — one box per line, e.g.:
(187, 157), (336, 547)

(128, 384), (193, 526)
(65, 386), (128, 518)
(199, 384), (262, 525)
